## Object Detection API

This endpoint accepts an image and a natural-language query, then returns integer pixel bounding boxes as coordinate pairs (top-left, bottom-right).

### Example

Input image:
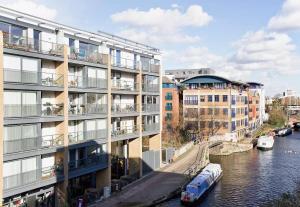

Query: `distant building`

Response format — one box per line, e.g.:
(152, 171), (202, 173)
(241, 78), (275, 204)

(165, 68), (215, 82)
(182, 75), (249, 140)
(162, 76), (180, 131)
(279, 89), (300, 106)
(247, 82), (266, 124)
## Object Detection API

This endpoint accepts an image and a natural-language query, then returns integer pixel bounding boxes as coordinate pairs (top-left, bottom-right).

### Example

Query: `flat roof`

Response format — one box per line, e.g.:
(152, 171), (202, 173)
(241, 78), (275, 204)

(0, 6), (160, 55)
(182, 75), (249, 87)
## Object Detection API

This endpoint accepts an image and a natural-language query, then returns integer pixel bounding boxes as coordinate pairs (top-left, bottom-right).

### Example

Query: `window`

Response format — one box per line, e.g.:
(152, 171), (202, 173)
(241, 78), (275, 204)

(165, 113), (172, 121)
(208, 121), (213, 128)
(223, 108), (228, 115)
(200, 108), (205, 115)
(165, 92), (172, 100)
(223, 122), (228, 129)
(69, 38), (75, 49)
(208, 108), (213, 115)
(215, 121), (220, 128)
(215, 95), (219, 102)
(223, 95), (228, 102)
(184, 95), (198, 105)
(208, 95), (213, 102)
(200, 95), (205, 102)
(165, 103), (172, 111)
(200, 121), (206, 129)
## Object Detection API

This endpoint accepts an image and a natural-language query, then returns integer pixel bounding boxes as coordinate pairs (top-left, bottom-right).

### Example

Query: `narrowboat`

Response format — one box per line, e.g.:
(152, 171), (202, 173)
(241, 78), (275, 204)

(257, 135), (274, 150)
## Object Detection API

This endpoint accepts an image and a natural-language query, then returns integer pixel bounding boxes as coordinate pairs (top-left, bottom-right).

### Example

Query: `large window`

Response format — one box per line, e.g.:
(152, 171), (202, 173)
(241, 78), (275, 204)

(223, 95), (228, 102)
(214, 95), (219, 102)
(208, 95), (213, 102)
(184, 95), (198, 105)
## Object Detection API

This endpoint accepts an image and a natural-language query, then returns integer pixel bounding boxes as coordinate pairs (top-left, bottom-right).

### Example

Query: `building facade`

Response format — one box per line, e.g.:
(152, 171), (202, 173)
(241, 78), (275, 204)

(248, 91), (260, 130)
(182, 75), (249, 140)
(164, 68), (215, 83)
(247, 82), (266, 125)
(0, 7), (161, 206)
(162, 77), (180, 131)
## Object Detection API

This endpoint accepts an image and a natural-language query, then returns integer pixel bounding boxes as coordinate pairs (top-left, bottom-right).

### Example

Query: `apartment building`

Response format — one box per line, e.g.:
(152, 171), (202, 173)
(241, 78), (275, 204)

(248, 91), (260, 130)
(182, 75), (249, 140)
(162, 76), (180, 131)
(0, 6), (161, 206)
(247, 82), (266, 125)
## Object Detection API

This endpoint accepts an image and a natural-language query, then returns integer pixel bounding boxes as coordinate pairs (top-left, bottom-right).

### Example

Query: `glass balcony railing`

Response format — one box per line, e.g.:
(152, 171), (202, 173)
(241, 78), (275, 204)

(3, 33), (64, 56)
(111, 103), (138, 113)
(142, 104), (160, 112)
(68, 103), (107, 115)
(69, 48), (108, 65)
(150, 63), (160, 74)
(41, 103), (64, 116)
(142, 83), (159, 93)
(4, 104), (39, 117)
(111, 56), (138, 70)
(142, 123), (160, 132)
(69, 154), (108, 172)
(111, 80), (138, 91)
(68, 75), (84, 88)
(4, 69), (64, 87)
(68, 129), (107, 144)
(3, 164), (64, 190)
(4, 134), (64, 154)
(87, 77), (107, 89)
(111, 125), (139, 137)
(68, 75), (107, 89)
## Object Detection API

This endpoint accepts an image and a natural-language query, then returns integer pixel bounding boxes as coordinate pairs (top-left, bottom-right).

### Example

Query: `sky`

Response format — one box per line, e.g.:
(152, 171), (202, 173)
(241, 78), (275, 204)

(0, 0), (300, 96)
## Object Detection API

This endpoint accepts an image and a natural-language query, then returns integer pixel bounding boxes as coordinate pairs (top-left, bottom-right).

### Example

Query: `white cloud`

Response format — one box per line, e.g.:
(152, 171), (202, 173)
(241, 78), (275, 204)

(0, 0), (57, 20)
(171, 4), (179, 9)
(111, 5), (212, 45)
(268, 0), (300, 31)
(230, 30), (300, 74)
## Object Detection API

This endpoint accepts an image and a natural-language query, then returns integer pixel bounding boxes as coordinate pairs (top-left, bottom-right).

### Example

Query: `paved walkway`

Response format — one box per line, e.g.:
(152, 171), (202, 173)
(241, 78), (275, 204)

(92, 143), (208, 207)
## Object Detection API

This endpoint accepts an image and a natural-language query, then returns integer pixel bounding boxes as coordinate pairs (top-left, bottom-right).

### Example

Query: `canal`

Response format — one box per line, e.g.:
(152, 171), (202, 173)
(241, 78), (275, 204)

(163, 131), (300, 207)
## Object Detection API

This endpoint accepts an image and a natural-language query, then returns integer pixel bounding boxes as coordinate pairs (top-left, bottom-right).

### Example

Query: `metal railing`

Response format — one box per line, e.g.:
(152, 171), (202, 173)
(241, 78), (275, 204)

(3, 165), (63, 190)
(68, 74), (84, 88)
(41, 103), (64, 116)
(3, 33), (64, 56)
(4, 104), (39, 117)
(111, 103), (138, 113)
(87, 77), (107, 89)
(69, 47), (108, 65)
(68, 129), (107, 144)
(142, 83), (159, 93)
(68, 103), (107, 115)
(111, 56), (138, 70)
(111, 125), (139, 137)
(4, 134), (64, 154)
(142, 123), (160, 132)
(142, 104), (160, 112)
(69, 154), (108, 171)
(111, 79), (138, 91)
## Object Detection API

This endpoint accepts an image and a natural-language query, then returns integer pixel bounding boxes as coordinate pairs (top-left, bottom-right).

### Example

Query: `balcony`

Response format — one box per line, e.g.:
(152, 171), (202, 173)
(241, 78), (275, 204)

(3, 165), (63, 190)
(68, 75), (107, 89)
(4, 104), (39, 117)
(87, 77), (107, 89)
(150, 63), (160, 74)
(69, 154), (108, 172)
(142, 83), (159, 93)
(111, 125), (139, 138)
(4, 134), (64, 154)
(69, 48), (108, 65)
(69, 103), (107, 115)
(111, 56), (138, 70)
(3, 33), (64, 57)
(4, 69), (64, 87)
(142, 104), (160, 113)
(142, 123), (160, 132)
(41, 103), (64, 116)
(111, 103), (138, 114)
(111, 80), (138, 92)
(68, 75), (84, 88)
(68, 129), (107, 144)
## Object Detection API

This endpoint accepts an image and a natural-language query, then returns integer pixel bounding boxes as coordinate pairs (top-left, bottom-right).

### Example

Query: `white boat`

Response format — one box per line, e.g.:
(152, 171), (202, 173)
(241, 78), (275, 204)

(181, 163), (223, 204)
(257, 135), (274, 150)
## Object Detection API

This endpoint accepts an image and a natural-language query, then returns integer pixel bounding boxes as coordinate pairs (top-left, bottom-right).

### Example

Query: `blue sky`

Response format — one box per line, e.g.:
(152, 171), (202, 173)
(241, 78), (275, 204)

(1, 0), (300, 96)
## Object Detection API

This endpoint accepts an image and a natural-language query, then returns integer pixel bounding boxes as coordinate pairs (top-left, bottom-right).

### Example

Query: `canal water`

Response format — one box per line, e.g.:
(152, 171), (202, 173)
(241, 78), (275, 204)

(163, 131), (300, 207)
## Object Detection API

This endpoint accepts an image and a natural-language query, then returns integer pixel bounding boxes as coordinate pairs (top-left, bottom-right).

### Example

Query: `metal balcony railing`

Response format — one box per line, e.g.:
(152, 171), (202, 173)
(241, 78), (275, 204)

(111, 125), (139, 137)
(3, 33), (64, 56)
(68, 103), (107, 115)
(3, 165), (63, 190)
(69, 47), (108, 65)
(69, 154), (108, 171)
(68, 129), (107, 144)
(142, 104), (160, 112)
(111, 80), (138, 91)
(68, 75), (84, 88)
(41, 103), (64, 116)
(142, 83), (159, 93)
(111, 56), (138, 70)
(87, 77), (107, 89)
(4, 104), (39, 117)
(142, 123), (160, 132)
(111, 103), (138, 113)
(4, 134), (64, 154)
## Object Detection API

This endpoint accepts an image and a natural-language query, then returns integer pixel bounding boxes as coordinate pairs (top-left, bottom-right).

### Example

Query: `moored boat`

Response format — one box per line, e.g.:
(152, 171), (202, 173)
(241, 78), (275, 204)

(294, 123), (300, 131)
(278, 128), (293, 137)
(181, 163), (222, 205)
(257, 135), (274, 150)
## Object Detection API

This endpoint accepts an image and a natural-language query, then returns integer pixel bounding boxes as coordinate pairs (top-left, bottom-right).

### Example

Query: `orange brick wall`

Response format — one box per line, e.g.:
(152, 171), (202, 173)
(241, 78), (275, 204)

(162, 87), (180, 130)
